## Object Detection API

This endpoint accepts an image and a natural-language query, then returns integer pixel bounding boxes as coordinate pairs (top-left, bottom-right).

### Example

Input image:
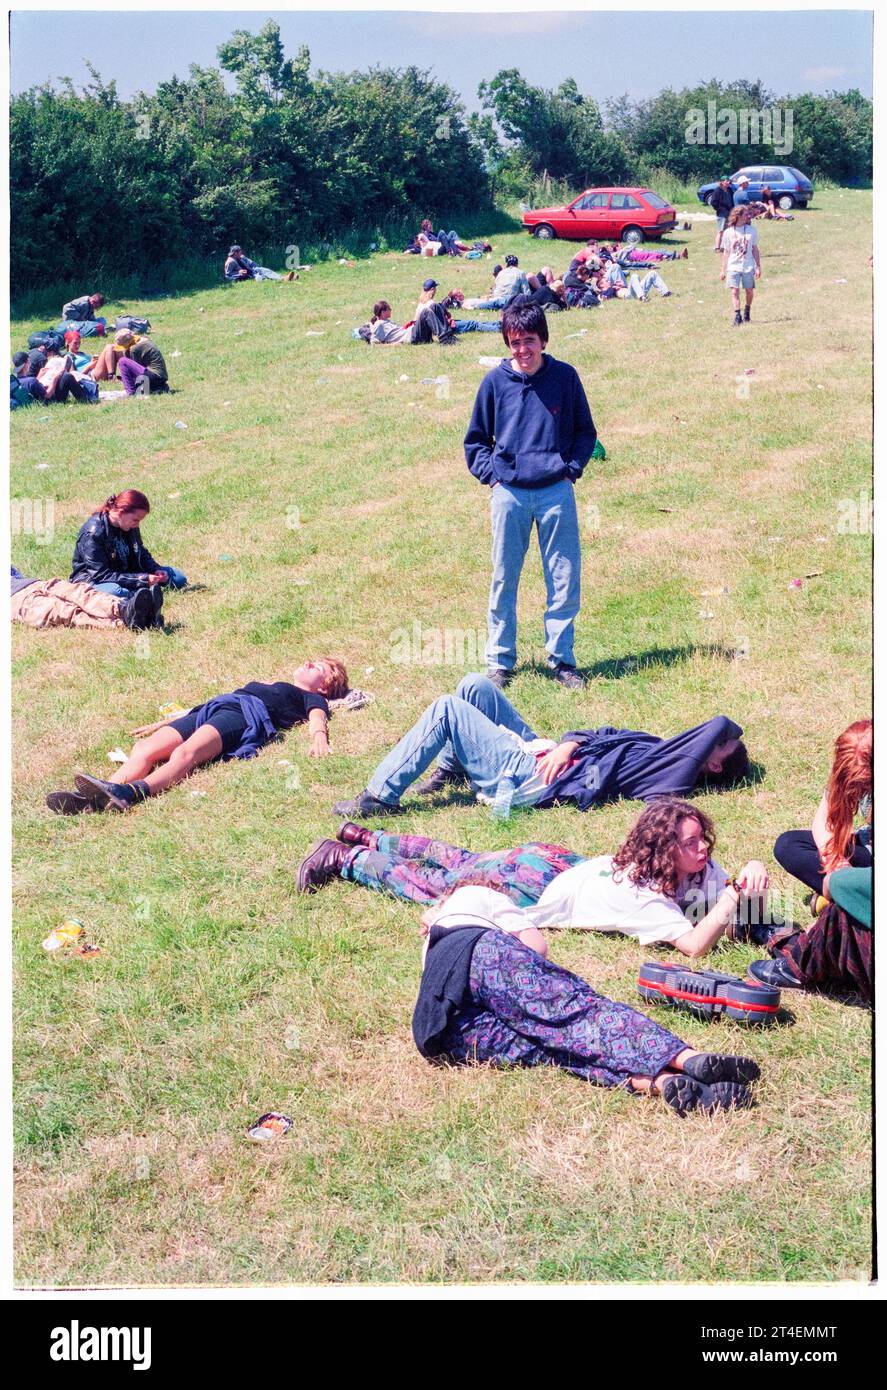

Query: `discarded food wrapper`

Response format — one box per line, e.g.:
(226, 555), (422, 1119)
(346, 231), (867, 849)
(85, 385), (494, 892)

(788, 578), (803, 589)
(158, 701), (189, 719)
(35, 462), (51, 470)
(72, 942), (101, 957)
(108, 747), (128, 764)
(43, 919), (85, 953)
(564, 329), (588, 340)
(174, 421), (188, 430)
(247, 1112), (293, 1141)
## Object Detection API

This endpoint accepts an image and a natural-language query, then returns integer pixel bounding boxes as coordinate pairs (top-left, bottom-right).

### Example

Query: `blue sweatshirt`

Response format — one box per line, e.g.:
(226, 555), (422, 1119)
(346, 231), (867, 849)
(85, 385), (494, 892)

(534, 716), (744, 811)
(464, 355), (596, 488)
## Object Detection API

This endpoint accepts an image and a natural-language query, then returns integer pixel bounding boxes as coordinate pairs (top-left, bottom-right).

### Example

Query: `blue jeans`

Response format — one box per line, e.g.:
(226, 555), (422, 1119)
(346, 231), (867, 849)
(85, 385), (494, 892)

(488, 479), (581, 671)
(366, 674), (543, 807)
(470, 297), (508, 311)
(93, 565), (187, 599)
(453, 320), (501, 333)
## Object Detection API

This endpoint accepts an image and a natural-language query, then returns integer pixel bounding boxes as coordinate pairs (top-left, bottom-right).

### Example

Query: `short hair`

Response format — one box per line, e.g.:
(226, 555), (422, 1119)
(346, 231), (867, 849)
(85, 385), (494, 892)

(700, 740), (750, 789)
(501, 298), (549, 347)
(504, 254), (518, 267)
(27, 349), (47, 373)
(319, 657), (349, 701)
(89, 293), (105, 306)
(12, 351), (28, 370)
(372, 301), (390, 319)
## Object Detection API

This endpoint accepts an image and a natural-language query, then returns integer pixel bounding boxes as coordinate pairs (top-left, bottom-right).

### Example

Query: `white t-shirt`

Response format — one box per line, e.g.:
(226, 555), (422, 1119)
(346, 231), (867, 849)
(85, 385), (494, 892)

(431, 857), (729, 948)
(371, 318), (410, 344)
(722, 224), (758, 273)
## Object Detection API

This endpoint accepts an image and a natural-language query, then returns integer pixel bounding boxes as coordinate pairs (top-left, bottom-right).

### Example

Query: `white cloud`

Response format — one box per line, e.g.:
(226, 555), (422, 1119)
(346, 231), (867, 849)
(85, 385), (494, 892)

(802, 65), (849, 82)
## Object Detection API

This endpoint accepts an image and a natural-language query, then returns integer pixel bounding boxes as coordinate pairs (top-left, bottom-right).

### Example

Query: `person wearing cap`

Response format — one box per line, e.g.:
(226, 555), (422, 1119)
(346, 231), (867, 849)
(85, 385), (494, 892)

(411, 281), (457, 345)
(61, 292), (104, 322)
(731, 174), (754, 209)
(709, 176), (735, 251)
(87, 328), (141, 381)
(464, 256), (531, 311)
(223, 244), (292, 282)
(10, 351), (47, 409)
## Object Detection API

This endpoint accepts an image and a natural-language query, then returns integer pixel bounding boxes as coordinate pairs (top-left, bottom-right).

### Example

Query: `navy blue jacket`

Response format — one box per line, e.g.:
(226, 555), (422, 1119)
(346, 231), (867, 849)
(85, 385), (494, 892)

(464, 355), (596, 488)
(70, 512), (162, 592)
(412, 925), (489, 1059)
(535, 716), (744, 811)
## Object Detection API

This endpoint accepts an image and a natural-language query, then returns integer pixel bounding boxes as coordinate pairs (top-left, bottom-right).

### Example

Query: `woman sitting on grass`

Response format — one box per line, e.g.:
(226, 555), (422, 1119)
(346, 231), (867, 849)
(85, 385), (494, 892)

(46, 657), (349, 814)
(773, 719), (872, 910)
(70, 490), (188, 601)
(413, 892), (761, 1116)
(298, 798), (772, 957)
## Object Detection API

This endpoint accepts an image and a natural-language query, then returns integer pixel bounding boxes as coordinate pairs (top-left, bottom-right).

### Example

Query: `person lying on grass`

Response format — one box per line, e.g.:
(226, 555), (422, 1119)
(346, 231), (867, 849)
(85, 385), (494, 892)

(11, 566), (159, 631)
(299, 797), (772, 957)
(331, 671), (750, 820)
(411, 893), (761, 1116)
(46, 657), (349, 814)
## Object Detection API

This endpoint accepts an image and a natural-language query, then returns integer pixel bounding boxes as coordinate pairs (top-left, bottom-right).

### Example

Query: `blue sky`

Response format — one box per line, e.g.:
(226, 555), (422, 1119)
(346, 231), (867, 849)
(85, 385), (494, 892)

(10, 9), (873, 106)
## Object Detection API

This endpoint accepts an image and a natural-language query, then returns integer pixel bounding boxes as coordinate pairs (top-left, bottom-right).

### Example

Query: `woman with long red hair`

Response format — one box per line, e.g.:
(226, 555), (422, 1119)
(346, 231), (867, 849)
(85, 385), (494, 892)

(773, 719), (872, 906)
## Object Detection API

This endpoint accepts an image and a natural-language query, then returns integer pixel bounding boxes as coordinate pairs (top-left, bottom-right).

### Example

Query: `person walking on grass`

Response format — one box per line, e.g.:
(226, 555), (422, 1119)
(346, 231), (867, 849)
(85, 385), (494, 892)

(720, 206), (761, 326)
(45, 657), (349, 814)
(464, 299), (597, 690)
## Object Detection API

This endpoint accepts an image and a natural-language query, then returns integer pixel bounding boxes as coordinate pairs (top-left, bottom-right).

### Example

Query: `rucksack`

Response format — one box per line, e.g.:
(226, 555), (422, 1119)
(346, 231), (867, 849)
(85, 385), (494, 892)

(28, 329), (66, 352)
(356, 323), (372, 343)
(114, 315), (152, 334)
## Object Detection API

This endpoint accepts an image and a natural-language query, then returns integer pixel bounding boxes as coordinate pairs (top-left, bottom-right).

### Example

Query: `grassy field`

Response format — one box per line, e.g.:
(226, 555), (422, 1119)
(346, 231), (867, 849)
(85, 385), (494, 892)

(11, 189), (872, 1286)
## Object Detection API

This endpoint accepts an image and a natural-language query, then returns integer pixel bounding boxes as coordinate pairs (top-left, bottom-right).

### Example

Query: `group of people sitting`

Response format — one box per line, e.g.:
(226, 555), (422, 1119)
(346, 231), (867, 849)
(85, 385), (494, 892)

(11, 489), (186, 632)
(404, 220), (492, 258)
(11, 289), (171, 409)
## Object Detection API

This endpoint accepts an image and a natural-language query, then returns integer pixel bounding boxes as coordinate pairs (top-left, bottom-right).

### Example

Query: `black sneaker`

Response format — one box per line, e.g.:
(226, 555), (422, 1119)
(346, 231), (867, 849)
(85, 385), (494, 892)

(551, 663), (586, 690)
(414, 765), (468, 796)
(747, 957), (803, 990)
(331, 790), (403, 819)
(486, 668), (512, 690)
(743, 305), (751, 322)
(122, 587), (156, 630)
(46, 789), (95, 815)
(74, 775), (150, 812)
(733, 311), (743, 327)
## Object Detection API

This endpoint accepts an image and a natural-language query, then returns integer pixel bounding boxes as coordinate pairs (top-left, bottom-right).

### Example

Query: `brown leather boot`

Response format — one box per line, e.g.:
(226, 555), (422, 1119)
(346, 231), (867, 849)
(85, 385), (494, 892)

(337, 821), (375, 848)
(297, 839), (354, 893)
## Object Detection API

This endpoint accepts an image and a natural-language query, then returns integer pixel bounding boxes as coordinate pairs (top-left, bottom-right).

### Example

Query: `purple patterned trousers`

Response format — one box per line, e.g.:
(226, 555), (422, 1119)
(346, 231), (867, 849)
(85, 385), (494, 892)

(346, 834), (585, 908)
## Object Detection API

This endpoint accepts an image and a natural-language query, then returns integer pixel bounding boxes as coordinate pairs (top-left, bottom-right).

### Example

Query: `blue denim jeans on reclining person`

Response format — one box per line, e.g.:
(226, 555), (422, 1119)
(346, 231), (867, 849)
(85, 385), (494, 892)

(93, 564), (187, 599)
(366, 673), (545, 807)
(488, 478), (581, 673)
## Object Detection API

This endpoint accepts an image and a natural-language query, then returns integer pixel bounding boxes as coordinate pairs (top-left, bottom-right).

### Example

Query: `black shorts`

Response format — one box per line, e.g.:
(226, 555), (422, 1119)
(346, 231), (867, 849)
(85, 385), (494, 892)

(168, 703), (248, 758)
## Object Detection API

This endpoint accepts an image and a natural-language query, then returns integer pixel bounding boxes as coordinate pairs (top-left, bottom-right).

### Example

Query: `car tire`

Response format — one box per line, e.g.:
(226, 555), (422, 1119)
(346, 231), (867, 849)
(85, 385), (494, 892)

(777, 194), (795, 211)
(532, 224), (556, 239)
(622, 225), (645, 245)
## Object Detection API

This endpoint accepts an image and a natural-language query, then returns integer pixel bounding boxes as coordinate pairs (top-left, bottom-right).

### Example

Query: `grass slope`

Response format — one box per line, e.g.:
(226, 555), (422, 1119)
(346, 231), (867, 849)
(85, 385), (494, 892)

(11, 190), (872, 1286)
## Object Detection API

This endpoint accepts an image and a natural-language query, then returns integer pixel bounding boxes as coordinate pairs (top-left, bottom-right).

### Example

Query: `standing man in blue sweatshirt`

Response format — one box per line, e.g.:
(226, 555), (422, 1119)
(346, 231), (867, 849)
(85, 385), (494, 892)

(463, 298), (597, 690)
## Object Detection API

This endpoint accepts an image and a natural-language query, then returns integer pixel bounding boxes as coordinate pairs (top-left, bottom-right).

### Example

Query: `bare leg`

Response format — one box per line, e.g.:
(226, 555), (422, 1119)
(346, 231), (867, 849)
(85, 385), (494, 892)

(141, 725), (224, 794)
(111, 727), (183, 784)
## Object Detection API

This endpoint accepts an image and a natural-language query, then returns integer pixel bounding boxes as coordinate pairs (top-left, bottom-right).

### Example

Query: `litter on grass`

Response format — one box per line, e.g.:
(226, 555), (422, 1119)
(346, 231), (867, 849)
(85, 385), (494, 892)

(398, 374), (410, 382)
(35, 462), (50, 469)
(788, 578), (803, 589)
(247, 1112), (293, 1141)
(306, 330), (325, 336)
(167, 491), (181, 499)
(174, 421), (188, 430)
(420, 376), (448, 385)
(190, 789), (207, 798)
(108, 747), (128, 764)
(330, 687), (374, 712)
(170, 350), (182, 358)
(564, 330), (588, 339)
(43, 918), (85, 952)
(478, 356), (501, 367)
(698, 609), (715, 620)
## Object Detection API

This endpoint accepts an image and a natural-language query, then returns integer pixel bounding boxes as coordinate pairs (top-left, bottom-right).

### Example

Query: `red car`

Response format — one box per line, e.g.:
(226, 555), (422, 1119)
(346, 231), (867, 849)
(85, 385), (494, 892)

(522, 187), (677, 245)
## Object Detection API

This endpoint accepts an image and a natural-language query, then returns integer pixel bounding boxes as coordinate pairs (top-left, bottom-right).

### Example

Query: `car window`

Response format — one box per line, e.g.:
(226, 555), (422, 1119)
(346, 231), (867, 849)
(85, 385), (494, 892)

(763, 168), (784, 182)
(610, 194), (641, 210)
(788, 167), (809, 182)
(742, 168), (764, 182)
(642, 191), (670, 208)
(574, 193), (609, 209)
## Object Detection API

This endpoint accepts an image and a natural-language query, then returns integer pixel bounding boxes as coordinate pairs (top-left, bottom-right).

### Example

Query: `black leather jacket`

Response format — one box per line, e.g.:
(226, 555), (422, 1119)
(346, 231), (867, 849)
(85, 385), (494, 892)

(70, 512), (161, 591)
